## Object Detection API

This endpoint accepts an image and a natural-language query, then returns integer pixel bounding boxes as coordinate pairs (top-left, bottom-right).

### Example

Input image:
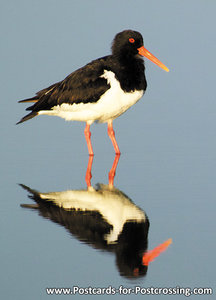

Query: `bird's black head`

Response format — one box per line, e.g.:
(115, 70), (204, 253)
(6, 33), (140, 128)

(112, 30), (144, 61)
(112, 29), (169, 72)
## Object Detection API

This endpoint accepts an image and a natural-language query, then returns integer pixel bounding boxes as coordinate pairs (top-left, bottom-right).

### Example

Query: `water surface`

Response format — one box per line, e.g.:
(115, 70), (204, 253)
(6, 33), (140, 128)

(1, 1), (216, 299)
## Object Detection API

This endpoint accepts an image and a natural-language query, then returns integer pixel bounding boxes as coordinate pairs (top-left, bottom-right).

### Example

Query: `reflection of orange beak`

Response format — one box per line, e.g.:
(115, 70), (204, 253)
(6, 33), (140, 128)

(138, 46), (169, 72)
(142, 238), (172, 266)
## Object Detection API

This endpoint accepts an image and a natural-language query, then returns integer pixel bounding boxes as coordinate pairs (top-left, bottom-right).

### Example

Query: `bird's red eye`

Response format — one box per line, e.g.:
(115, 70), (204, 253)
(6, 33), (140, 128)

(129, 38), (135, 43)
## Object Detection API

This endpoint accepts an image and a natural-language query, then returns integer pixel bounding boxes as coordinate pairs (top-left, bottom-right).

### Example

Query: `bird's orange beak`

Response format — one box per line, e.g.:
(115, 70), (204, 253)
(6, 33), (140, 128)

(142, 238), (172, 266)
(138, 46), (169, 72)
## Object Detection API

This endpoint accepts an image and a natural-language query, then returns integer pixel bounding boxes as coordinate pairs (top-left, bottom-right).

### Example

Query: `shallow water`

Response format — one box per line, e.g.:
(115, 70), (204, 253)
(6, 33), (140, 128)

(1, 1), (216, 299)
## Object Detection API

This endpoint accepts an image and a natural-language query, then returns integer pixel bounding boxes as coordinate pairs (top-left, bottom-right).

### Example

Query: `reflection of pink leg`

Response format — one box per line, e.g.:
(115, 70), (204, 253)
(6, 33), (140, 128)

(107, 121), (121, 155)
(84, 123), (94, 156)
(109, 154), (120, 187)
(85, 155), (94, 188)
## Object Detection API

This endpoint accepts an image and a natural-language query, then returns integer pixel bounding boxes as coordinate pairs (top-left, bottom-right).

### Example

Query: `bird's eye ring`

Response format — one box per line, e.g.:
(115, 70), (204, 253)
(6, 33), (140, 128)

(129, 38), (135, 43)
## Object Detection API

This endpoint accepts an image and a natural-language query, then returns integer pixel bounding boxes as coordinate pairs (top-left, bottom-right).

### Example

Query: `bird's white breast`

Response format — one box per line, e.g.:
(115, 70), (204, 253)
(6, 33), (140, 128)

(38, 70), (144, 124)
(39, 185), (146, 244)
(97, 70), (143, 122)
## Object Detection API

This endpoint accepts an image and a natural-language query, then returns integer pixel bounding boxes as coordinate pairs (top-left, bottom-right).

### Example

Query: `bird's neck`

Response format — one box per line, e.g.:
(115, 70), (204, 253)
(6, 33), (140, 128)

(114, 56), (147, 92)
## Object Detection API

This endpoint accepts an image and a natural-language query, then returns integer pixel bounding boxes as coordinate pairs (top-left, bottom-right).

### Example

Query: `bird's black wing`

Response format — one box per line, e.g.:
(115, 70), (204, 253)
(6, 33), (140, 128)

(20, 184), (113, 250)
(17, 56), (111, 124)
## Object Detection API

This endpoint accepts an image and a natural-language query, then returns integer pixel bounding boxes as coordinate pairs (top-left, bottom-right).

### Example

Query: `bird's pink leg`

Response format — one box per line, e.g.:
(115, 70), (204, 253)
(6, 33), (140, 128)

(108, 154), (120, 187)
(84, 123), (94, 156)
(85, 155), (94, 188)
(107, 121), (121, 155)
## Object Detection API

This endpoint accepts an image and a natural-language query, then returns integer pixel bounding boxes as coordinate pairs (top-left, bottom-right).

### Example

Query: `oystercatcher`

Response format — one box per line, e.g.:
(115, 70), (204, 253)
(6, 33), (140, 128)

(17, 30), (169, 155)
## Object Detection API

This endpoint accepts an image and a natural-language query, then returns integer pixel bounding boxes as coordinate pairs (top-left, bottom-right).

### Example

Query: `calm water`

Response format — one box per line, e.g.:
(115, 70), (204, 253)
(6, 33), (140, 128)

(1, 1), (216, 299)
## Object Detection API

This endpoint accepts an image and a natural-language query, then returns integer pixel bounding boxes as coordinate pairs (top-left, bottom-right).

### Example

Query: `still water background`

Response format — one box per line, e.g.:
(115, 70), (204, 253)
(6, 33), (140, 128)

(1, 0), (216, 299)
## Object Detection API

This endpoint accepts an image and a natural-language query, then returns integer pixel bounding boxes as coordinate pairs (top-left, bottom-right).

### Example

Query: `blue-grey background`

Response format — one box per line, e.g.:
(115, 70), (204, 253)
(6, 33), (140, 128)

(1, 0), (215, 299)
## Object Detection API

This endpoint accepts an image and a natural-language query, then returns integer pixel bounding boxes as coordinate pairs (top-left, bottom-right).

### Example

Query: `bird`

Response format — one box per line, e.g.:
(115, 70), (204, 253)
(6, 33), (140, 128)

(17, 30), (169, 155)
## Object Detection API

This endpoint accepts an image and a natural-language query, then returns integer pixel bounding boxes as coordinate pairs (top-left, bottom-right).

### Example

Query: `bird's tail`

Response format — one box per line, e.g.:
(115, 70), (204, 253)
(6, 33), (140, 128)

(16, 112), (38, 124)
(18, 96), (38, 103)
(19, 183), (39, 196)
(19, 184), (40, 209)
(17, 95), (39, 124)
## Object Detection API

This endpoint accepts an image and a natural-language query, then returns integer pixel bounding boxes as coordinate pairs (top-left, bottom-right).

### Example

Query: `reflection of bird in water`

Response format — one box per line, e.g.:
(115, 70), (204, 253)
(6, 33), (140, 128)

(20, 183), (149, 278)
(17, 30), (169, 155)
(20, 156), (172, 278)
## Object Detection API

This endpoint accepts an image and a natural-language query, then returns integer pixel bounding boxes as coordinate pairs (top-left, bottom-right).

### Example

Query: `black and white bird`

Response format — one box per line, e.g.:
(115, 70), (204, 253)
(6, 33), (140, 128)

(17, 30), (169, 155)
